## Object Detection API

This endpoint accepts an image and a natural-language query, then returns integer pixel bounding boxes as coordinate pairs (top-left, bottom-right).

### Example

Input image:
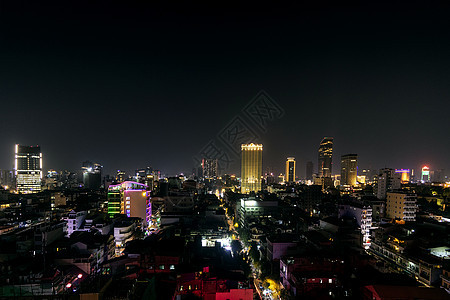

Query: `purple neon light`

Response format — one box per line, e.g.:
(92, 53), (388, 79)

(109, 181), (148, 190)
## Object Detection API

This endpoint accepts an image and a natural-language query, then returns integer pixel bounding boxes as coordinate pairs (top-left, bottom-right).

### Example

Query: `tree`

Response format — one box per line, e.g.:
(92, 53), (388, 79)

(237, 228), (250, 247)
(249, 241), (260, 262)
(280, 288), (295, 300)
(231, 239), (242, 255)
(443, 188), (450, 199)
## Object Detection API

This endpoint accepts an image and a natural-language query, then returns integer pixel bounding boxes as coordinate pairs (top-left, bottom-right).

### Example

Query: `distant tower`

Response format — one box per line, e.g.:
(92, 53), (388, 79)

(116, 170), (126, 183)
(15, 144), (42, 193)
(285, 157), (296, 183)
(241, 143), (263, 194)
(341, 154), (358, 186)
(421, 166), (430, 182)
(318, 137), (333, 178)
(82, 161), (102, 189)
(202, 158), (218, 179)
(306, 161), (313, 181)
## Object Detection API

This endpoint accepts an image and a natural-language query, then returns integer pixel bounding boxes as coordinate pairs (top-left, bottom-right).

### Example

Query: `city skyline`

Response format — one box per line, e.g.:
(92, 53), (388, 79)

(1, 2), (450, 176)
(2, 3), (450, 298)
(2, 141), (446, 180)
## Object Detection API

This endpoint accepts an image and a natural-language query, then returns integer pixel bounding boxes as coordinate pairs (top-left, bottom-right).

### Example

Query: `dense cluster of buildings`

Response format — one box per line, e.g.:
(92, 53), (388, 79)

(0, 141), (449, 299)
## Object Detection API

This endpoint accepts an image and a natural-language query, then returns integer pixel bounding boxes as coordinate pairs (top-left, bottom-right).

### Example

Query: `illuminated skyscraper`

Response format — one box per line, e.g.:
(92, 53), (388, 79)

(285, 157), (296, 183)
(15, 144), (42, 193)
(241, 143), (263, 194)
(421, 166), (430, 182)
(395, 169), (410, 183)
(341, 154), (358, 186)
(202, 158), (218, 179)
(318, 137), (333, 178)
(82, 161), (102, 189)
(116, 170), (127, 183)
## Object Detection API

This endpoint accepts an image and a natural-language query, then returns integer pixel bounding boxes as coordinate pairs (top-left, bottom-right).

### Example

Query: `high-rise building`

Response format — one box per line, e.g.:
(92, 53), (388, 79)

(202, 158), (218, 179)
(386, 192), (417, 222)
(318, 137), (333, 178)
(377, 168), (401, 199)
(285, 157), (296, 184)
(0, 170), (15, 189)
(305, 161), (313, 181)
(340, 154), (358, 186)
(15, 144), (42, 193)
(82, 161), (102, 189)
(135, 167), (153, 182)
(107, 181), (151, 226)
(116, 170), (127, 183)
(432, 169), (445, 182)
(421, 166), (430, 182)
(395, 169), (410, 184)
(241, 143), (263, 194)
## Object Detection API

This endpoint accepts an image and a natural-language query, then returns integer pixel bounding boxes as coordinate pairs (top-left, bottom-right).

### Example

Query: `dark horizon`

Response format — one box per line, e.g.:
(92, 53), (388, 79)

(1, 1), (450, 177)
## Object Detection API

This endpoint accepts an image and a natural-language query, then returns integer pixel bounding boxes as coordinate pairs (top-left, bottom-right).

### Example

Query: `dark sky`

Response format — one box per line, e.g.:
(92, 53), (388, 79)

(1, 1), (450, 177)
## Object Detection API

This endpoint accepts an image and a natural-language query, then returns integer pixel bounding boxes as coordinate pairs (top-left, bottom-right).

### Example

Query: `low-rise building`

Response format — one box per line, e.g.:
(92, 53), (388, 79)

(63, 210), (87, 237)
(114, 219), (139, 256)
(386, 192), (417, 222)
(237, 197), (278, 228)
(280, 255), (344, 297)
(338, 202), (372, 249)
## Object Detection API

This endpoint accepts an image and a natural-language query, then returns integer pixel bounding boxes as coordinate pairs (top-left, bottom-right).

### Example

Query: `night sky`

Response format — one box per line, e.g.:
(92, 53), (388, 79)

(1, 1), (450, 177)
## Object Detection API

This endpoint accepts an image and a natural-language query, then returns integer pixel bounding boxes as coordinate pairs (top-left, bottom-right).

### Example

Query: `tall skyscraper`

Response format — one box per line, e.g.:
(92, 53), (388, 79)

(82, 161), (102, 189)
(15, 144), (42, 193)
(421, 166), (430, 182)
(241, 143), (263, 194)
(341, 154), (358, 186)
(318, 137), (333, 178)
(0, 170), (15, 189)
(395, 169), (410, 184)
(306, 161), (313, 181)
(285, 157), (296, 183)
(202, 158), (218, 179)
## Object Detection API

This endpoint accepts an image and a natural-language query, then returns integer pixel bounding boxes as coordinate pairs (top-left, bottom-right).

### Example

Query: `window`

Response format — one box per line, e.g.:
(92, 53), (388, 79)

(159, 265), (165, 270)
(170, 265), (175, 270)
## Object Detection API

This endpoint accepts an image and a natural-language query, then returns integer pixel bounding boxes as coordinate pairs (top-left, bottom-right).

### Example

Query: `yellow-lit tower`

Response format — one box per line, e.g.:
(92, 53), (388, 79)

(341, 154), (358, 186)
(285, 157), (296, 183)
(241, 143), (263, 194)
